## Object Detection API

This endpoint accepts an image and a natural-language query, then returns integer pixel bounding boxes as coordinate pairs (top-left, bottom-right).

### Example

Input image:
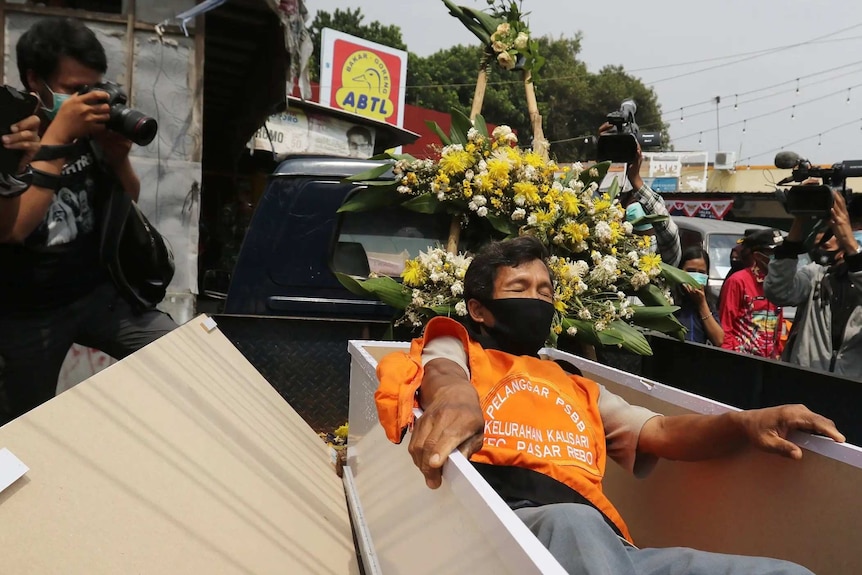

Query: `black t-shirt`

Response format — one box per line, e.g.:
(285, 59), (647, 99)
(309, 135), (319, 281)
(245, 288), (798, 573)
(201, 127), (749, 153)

(0, 143), (106, 314)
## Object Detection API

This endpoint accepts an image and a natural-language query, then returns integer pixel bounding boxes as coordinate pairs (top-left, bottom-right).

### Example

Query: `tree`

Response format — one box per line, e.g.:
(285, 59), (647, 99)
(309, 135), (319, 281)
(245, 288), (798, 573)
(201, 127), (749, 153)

(407, 36), (668, 162)
(308, 9), (668, 162)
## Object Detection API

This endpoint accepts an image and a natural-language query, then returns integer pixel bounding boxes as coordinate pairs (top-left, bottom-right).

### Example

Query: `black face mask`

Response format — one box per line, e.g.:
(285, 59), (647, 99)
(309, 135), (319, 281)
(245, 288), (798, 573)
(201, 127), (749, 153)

(729, 259), (746, 273)
(810, 247), (840, 267)
(469, 297), (556, 357)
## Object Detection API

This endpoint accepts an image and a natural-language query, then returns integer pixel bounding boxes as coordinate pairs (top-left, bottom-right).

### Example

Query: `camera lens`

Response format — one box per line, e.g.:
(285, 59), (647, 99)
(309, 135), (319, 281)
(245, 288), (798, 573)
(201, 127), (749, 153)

(109, 105), (158, 146)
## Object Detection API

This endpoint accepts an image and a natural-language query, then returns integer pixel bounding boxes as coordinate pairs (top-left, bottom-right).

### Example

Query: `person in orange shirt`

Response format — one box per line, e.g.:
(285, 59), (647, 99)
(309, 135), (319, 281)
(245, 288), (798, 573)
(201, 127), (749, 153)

(377, 236), (841, 575)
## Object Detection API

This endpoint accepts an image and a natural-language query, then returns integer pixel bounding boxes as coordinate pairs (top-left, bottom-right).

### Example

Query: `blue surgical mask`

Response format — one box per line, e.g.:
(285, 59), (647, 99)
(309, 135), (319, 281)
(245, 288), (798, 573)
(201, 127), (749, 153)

(41, 84), (71, 120)
(688, 272), (709, 287)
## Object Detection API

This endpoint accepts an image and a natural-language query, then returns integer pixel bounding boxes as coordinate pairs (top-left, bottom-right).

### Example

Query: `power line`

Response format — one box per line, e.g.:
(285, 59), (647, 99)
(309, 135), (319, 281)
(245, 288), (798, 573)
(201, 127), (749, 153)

(738, 118), (862, 164)
(672, 79), (862, 142)
(664, 60), (862, 119)
(645, 21), (862, 85)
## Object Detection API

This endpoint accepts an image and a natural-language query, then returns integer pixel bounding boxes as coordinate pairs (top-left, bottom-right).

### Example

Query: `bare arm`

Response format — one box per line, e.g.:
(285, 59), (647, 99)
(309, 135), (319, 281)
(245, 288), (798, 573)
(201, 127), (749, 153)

(408, 358), (484, 489)
(2, 91), (110, 243)
(638, 404), (844, 462)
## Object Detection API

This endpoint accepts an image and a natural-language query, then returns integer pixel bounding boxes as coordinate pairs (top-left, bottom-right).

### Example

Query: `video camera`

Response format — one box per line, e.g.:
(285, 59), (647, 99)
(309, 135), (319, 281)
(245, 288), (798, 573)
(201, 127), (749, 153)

(79, 81), (158, 146)
(773, 151), (862, 217)
(597, 99), (662, 163)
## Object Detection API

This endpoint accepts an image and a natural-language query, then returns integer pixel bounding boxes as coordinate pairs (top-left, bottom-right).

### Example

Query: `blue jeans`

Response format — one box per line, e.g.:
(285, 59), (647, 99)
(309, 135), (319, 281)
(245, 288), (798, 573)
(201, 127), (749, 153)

(515, 503), (814, 575)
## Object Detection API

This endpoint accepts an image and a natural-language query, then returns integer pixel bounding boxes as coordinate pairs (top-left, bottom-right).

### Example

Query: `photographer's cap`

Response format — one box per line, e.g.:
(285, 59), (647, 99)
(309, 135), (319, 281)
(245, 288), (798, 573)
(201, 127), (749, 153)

(625, 202), (653, 232)
(740, 228), (783, 251)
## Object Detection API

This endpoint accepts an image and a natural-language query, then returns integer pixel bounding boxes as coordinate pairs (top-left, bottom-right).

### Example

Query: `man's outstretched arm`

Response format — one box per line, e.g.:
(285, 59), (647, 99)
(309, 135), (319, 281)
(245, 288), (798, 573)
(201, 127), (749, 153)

(638, 404), (844, 462)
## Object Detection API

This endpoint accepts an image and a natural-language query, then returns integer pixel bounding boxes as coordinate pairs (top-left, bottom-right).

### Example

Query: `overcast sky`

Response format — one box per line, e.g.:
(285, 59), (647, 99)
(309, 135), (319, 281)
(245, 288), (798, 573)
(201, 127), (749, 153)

(310, 0), (862, 167)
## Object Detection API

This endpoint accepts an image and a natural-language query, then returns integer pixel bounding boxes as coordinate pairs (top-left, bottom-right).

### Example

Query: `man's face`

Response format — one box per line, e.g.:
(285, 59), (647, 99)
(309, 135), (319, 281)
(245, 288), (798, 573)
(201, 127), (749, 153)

(469, 259), (554, 327)
(29, 55), (102, 116)
(347, 133), (371, 158)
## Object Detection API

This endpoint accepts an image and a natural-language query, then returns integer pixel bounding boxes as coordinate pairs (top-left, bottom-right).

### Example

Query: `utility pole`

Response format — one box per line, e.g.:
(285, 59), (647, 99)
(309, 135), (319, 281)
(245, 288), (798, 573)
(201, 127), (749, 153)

(715, 96), (721, 150)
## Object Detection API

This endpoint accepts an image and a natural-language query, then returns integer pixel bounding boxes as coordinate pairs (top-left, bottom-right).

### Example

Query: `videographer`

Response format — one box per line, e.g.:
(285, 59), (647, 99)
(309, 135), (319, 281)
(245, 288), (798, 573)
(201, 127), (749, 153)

(764, 190), (862, 377)
(0, 113), (42, 238)
(598, 122), (681, 267)
(0, 17), (175, 421)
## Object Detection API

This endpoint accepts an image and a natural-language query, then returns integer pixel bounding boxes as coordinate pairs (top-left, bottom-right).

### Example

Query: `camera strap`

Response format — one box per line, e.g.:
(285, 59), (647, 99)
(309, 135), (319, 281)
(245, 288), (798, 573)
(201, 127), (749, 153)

(32, 142), (82, 162)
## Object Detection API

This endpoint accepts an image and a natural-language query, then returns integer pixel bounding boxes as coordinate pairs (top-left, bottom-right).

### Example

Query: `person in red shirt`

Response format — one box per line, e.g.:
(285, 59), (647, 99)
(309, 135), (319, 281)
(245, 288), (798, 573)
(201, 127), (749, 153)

(720, 229), (784, 358)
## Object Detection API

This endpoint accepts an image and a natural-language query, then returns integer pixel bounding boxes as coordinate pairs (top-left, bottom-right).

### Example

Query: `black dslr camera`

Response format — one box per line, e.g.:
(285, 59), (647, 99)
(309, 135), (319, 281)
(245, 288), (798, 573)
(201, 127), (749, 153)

(597, 99), (662, 163)
(80, 81), (158, 146)
(774, 151), (862, 217)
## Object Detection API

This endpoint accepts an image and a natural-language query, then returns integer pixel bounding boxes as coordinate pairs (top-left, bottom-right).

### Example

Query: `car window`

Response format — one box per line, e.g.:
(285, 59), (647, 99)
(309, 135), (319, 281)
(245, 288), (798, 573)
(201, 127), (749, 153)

(334, 206), (450, 277)
(708, 233), (742, 279)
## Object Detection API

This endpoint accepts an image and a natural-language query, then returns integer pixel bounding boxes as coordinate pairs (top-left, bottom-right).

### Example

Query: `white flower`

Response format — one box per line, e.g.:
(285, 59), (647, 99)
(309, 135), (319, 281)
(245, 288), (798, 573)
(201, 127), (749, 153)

(578, 308), (592, 320)
(514, 194), (526, 207)
(477, 206), (488, 217)
(492, 125), (513, 139)
(552, 181), (563, 191)
(524, 165), (537, 181)
(553, 234), (565, 245)
(450, 281), (464, 296)
(441, 144), (464, 155)
(473, 195), (487, 207)
(595, 320), (607, 332)
(466, 127), (479, 141)
(630, 271), (650, 290)
(464, 169), (474, 181)
(588, 182), (599, 192)
(437, 192), (446, 201)
(478, 160), (488, 172)
(397, 185), (411, 194)
(623, 221), (634, 234)
(468, 201), (478, 211)
(594, 221), (612, 242)
(492, 40), (507, 54)
(512, 208), (526, 220)
(527, 214), (538, 226)
(455, 301), (468, 316)
(627, 251), (639, 265)
(495, 22), (511, 35)
(497, 51), (515, 70)
(566, 326), (578, 336)
(514, 32), (529, 50)
(589, 167), (599, 177)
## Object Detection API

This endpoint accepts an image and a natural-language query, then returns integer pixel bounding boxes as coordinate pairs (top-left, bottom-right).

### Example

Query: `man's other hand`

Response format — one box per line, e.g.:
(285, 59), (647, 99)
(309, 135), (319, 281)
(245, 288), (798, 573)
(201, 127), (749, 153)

(409, 359), (484, 489)
(92, 129), (132, 169)
(735, 404), (845, 460)
(829, 191), (858, 255)
(3, 115), (41, 171)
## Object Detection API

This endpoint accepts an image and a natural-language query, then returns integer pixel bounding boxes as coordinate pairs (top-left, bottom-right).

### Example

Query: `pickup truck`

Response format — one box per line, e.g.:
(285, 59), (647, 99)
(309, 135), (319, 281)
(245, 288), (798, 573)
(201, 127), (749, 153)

(206, 154), (862, 443)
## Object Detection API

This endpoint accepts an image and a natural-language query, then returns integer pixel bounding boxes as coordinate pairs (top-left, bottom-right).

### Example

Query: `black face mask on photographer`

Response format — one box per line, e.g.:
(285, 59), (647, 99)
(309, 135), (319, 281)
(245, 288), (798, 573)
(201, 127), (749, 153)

(810, 246), (841, 267)
(468, 297), (556, 357)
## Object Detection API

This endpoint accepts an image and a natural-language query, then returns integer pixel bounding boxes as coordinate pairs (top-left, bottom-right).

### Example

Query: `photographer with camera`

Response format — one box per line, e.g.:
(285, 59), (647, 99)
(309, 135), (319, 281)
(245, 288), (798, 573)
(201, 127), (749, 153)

(598, 120), (681, 267)
(764, 189), (862, 377)
(0, 17), (175, 422)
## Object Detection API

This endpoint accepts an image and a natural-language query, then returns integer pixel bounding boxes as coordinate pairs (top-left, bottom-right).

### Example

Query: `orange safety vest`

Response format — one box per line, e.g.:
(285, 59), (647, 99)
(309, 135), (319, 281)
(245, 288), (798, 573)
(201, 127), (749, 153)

(375, 316), (632, 542)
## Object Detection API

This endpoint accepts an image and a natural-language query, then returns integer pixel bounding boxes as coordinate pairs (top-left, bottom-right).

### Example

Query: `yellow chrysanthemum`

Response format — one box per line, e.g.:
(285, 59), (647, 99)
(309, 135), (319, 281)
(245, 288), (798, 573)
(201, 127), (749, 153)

(553, 299), (568, 313)
(487, 158), (511, 182)
(560, 192), (581, 216)
(531, 209), (555, 226)
(638, 253), (662, 274)
(561, 222), (588, 243)
(594, 199), (612, 212)
(401, 259), (427, 287)
(609, 221), (623, 243)
(439, 150), (472, 176)
(513, 181), (540, 205)
(523, 151), (545, 168)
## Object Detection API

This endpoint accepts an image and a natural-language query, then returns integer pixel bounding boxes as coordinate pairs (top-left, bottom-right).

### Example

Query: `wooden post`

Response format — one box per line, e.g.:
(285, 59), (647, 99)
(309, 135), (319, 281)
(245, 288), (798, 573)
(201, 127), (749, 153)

(522, 70), (549, 161)
(446, 216), (461, 255)
(469, 65), (488, 121)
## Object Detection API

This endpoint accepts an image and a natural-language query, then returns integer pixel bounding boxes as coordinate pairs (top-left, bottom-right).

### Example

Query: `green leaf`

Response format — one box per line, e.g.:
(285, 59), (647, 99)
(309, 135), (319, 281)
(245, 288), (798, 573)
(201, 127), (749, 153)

(659, 262), (700, 288)
(450, 108), (473, 146)
(630, 313), (685, 337)
(561, 318), (603, 347)
(334, 272), (372, 297)
(629, 305), (680, 319)
(606, 175), (620, 201)
(344, 162), (393, 183)
(636, 284), (671, 307)
(402, 193), (441, 214)
(337, 186), (399, 213)
(580, 161), (610, 185)
(486, 213), (518, 236)
(603, 320), (653, 355)
(473, 113), (489, 138)
(425, 120), (452, 146)
(356, 276), (411, 309)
